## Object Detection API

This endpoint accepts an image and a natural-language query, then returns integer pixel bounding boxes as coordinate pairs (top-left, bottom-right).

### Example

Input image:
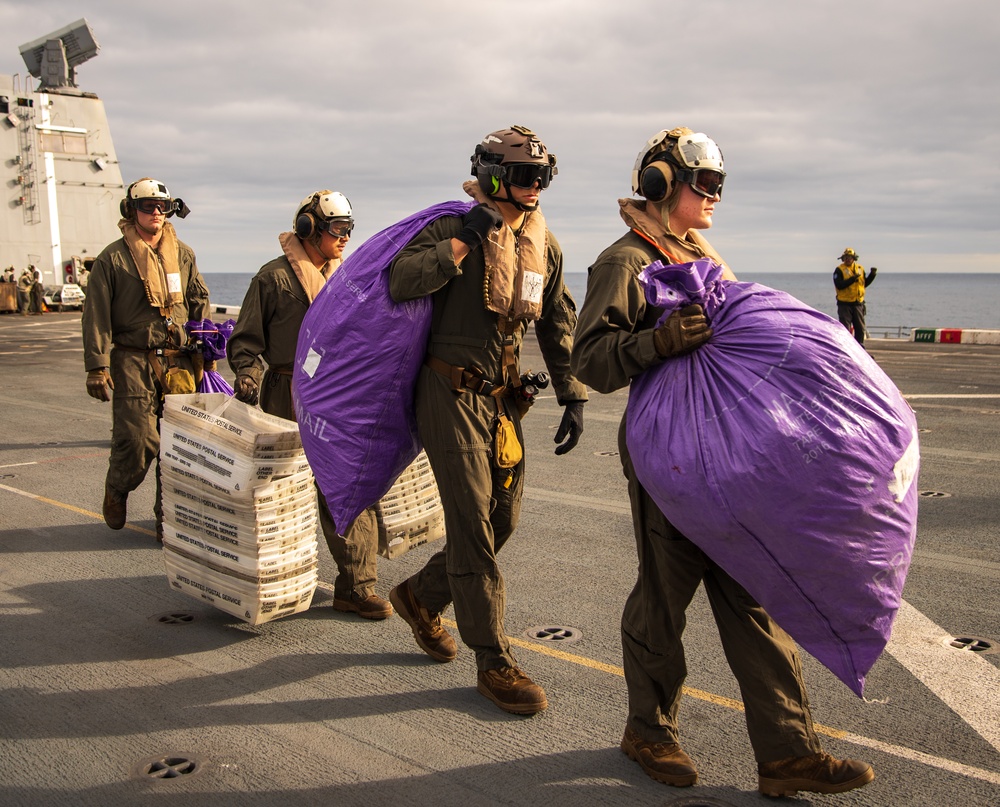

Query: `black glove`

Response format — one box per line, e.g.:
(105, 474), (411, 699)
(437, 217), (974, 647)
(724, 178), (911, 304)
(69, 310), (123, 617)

(554, 401), (585, 455)
(456, 203), (503, 248)
(235, 374), (259, 406)
(653, 304), (712, 358)
(86, 368), (113, 402)
(869, 266), (878, 275)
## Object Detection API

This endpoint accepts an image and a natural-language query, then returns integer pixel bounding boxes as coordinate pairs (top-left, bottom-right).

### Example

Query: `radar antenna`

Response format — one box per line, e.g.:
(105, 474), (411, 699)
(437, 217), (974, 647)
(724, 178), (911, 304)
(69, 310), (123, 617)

(18, 18), (100, 90)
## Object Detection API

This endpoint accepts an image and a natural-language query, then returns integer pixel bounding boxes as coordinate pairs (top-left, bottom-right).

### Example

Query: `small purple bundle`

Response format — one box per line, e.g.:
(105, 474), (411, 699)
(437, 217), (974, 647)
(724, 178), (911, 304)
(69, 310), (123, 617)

(185, 318), (237, 395)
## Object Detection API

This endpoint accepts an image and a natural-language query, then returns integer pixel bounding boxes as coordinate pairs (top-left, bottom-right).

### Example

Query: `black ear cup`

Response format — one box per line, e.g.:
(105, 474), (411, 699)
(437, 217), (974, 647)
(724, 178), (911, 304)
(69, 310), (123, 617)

(640, 162), (672, 202)
(120, 180), (137, 218)
(295, 213), (316, 239)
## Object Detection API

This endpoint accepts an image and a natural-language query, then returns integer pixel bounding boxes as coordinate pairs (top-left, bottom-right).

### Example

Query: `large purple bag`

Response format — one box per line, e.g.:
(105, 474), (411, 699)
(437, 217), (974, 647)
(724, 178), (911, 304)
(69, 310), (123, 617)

(626, 258), (919, 695)
(293, 201), (473, 532)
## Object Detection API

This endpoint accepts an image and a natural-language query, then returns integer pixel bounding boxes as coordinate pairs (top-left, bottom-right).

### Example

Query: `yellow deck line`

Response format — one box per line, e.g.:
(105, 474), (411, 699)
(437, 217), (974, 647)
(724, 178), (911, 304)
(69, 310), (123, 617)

(4, 480), (999, 785)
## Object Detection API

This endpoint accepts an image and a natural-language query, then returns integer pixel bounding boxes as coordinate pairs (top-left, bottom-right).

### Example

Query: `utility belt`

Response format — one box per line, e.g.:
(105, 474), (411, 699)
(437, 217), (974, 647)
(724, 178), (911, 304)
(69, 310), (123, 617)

(261, 365), (294, 391)
(423, 352), (551, 477)
(424, 354), (549, 411)
(114, 343), (201, 395)
(424, 353), (522, 472)
(424, 355), (511, 398)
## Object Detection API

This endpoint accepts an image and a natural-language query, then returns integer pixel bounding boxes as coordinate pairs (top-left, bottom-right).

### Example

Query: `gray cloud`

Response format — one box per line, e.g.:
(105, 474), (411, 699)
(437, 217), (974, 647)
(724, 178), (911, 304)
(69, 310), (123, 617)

(5, 0), (998, 275)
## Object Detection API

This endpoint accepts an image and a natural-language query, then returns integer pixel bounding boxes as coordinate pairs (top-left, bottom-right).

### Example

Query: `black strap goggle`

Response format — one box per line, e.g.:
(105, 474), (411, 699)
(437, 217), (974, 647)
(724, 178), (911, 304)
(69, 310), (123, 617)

(502, 162), (556, 190)
(132, 198), (175, 215)
(320, 218), (354, 238)
(131, 197), (190, 218)
(481, 159), (557, 190)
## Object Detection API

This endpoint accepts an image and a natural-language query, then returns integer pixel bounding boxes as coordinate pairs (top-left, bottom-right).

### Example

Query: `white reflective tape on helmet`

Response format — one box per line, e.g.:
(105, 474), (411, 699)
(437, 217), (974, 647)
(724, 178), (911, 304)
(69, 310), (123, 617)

(296, 190), (353, 227)
(129, 178), (171, 201)
(314, 191), (352, 221)
(675, 133), (724, 172)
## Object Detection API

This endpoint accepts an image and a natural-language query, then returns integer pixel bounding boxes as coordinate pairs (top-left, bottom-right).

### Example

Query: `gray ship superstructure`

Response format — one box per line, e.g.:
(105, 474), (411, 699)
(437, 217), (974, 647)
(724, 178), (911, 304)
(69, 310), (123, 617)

(1, 19), (124, 287)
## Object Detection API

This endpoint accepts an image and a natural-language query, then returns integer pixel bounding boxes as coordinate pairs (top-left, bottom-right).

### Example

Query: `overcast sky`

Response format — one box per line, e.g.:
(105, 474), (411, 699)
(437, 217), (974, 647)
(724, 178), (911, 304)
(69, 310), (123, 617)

(3, 1), (998, 276)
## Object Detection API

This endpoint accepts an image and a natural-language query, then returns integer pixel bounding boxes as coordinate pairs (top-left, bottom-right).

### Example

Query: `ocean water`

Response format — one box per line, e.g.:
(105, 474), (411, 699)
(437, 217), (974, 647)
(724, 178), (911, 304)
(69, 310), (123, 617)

(204, 271), (999, 334)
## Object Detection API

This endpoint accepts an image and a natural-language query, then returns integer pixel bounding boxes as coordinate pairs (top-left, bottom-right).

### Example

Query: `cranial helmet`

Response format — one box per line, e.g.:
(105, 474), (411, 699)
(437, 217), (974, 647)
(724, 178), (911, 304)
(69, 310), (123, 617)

(120, 177), (190, 219)
(294, 190), (354, 241)
(471, 125), (557, 212)
(632, 128), (726, 204)
(841, 247), (858, 260)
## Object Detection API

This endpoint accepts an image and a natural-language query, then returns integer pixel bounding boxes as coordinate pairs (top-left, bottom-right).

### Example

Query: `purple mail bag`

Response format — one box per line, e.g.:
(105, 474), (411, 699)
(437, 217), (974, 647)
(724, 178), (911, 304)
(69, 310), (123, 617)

(293, 201), (473, 532)
(626, 258), (919, 695)
(185, 318), (236, 395)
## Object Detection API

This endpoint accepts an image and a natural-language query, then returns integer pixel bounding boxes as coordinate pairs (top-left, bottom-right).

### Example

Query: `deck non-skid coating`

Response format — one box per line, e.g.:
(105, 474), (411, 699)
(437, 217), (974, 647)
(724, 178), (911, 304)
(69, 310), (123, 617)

(2, 314), (999, 805)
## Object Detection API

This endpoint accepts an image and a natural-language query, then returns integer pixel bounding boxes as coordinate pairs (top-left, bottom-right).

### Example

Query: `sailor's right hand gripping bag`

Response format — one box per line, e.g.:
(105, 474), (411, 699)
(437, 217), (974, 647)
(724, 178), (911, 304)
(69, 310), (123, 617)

(626, 258), (919, 696)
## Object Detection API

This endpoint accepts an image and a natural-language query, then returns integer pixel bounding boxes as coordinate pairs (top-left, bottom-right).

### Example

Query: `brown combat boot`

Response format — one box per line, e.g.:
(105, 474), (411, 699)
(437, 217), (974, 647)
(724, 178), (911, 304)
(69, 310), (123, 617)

(620, 726), (698, 786)
(758, 751), (874, 797)
(103, 485), (127, 530)
(389, 580), (457, 662)
(333, 591), (393, 620)
(477, 666), (548, 715)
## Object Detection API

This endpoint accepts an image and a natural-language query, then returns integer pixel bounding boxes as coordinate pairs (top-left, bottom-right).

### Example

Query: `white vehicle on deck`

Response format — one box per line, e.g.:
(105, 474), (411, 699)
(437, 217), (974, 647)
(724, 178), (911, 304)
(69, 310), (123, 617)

(44, 283), (86, 311)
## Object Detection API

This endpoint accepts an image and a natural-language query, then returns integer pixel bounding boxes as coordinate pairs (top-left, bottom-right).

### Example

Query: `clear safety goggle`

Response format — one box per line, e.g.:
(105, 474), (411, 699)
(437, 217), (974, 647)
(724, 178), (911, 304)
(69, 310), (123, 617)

(502, 162), (556, 190)
(133, 198), (174, 215)
(320, 218), (354, 238)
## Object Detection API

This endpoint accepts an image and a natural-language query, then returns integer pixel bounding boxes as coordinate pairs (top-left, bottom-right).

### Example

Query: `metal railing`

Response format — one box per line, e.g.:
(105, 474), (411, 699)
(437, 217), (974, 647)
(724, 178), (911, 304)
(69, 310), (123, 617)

(866, 324), (911, 340)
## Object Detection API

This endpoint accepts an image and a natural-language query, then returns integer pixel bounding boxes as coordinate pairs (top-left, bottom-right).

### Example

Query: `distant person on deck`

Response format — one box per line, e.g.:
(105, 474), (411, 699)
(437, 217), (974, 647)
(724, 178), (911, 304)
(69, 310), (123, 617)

(16, 269), (32, 314)
(29, 269), (44, 315)
(833, 247), (877, 346)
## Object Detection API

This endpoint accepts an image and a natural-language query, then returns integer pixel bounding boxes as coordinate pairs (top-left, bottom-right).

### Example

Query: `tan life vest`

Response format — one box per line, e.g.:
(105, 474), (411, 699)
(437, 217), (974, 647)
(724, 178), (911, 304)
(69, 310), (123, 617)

(462, 180), (547, 323)
(618, 198), (732, 274)
(119, 219), (184, 310)
(278, 231), (338, 303)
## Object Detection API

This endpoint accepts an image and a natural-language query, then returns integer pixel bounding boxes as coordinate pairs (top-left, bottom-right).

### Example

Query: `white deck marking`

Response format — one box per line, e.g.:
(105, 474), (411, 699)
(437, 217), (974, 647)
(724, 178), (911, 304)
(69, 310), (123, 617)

(905, 394), (1000, 399)
(885, 599), (1000, 755)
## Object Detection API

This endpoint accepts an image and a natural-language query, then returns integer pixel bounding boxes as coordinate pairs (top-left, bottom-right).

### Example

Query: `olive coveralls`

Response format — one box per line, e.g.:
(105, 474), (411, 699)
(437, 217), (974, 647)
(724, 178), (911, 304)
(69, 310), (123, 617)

(571, 228), (823, 764)
(82, 236), (211, 522)
(16, 272), (32, 314)
(389, 214), (587, 672)
(226, 254), (379, 600)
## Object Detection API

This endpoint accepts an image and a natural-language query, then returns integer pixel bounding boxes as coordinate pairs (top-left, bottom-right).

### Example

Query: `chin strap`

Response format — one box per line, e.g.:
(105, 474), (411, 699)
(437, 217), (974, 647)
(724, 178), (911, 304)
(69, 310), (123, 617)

(501, 181), (539, 213)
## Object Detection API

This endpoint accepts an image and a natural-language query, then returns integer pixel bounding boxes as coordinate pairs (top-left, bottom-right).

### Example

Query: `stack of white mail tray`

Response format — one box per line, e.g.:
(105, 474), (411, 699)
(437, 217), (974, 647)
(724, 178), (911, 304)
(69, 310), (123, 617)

(158, 393), (318, 625)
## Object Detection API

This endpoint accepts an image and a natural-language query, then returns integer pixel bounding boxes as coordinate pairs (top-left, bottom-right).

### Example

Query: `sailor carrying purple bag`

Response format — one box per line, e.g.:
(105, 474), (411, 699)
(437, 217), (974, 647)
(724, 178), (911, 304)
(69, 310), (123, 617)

(292, 201), (473, 533)
(626, 257), (920, 695)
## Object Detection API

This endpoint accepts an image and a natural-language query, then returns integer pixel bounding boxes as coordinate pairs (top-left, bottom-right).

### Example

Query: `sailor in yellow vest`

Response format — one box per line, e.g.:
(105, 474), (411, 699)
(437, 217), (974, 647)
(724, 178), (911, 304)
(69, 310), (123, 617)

(833, 247), (877, 346)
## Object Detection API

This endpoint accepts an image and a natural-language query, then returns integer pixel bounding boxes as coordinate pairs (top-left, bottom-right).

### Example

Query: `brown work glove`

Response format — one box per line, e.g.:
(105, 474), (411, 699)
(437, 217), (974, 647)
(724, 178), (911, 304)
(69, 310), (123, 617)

(653, 304), (713, 358)
(86, 368), (113, 402)
(234, 374), (259, 406)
